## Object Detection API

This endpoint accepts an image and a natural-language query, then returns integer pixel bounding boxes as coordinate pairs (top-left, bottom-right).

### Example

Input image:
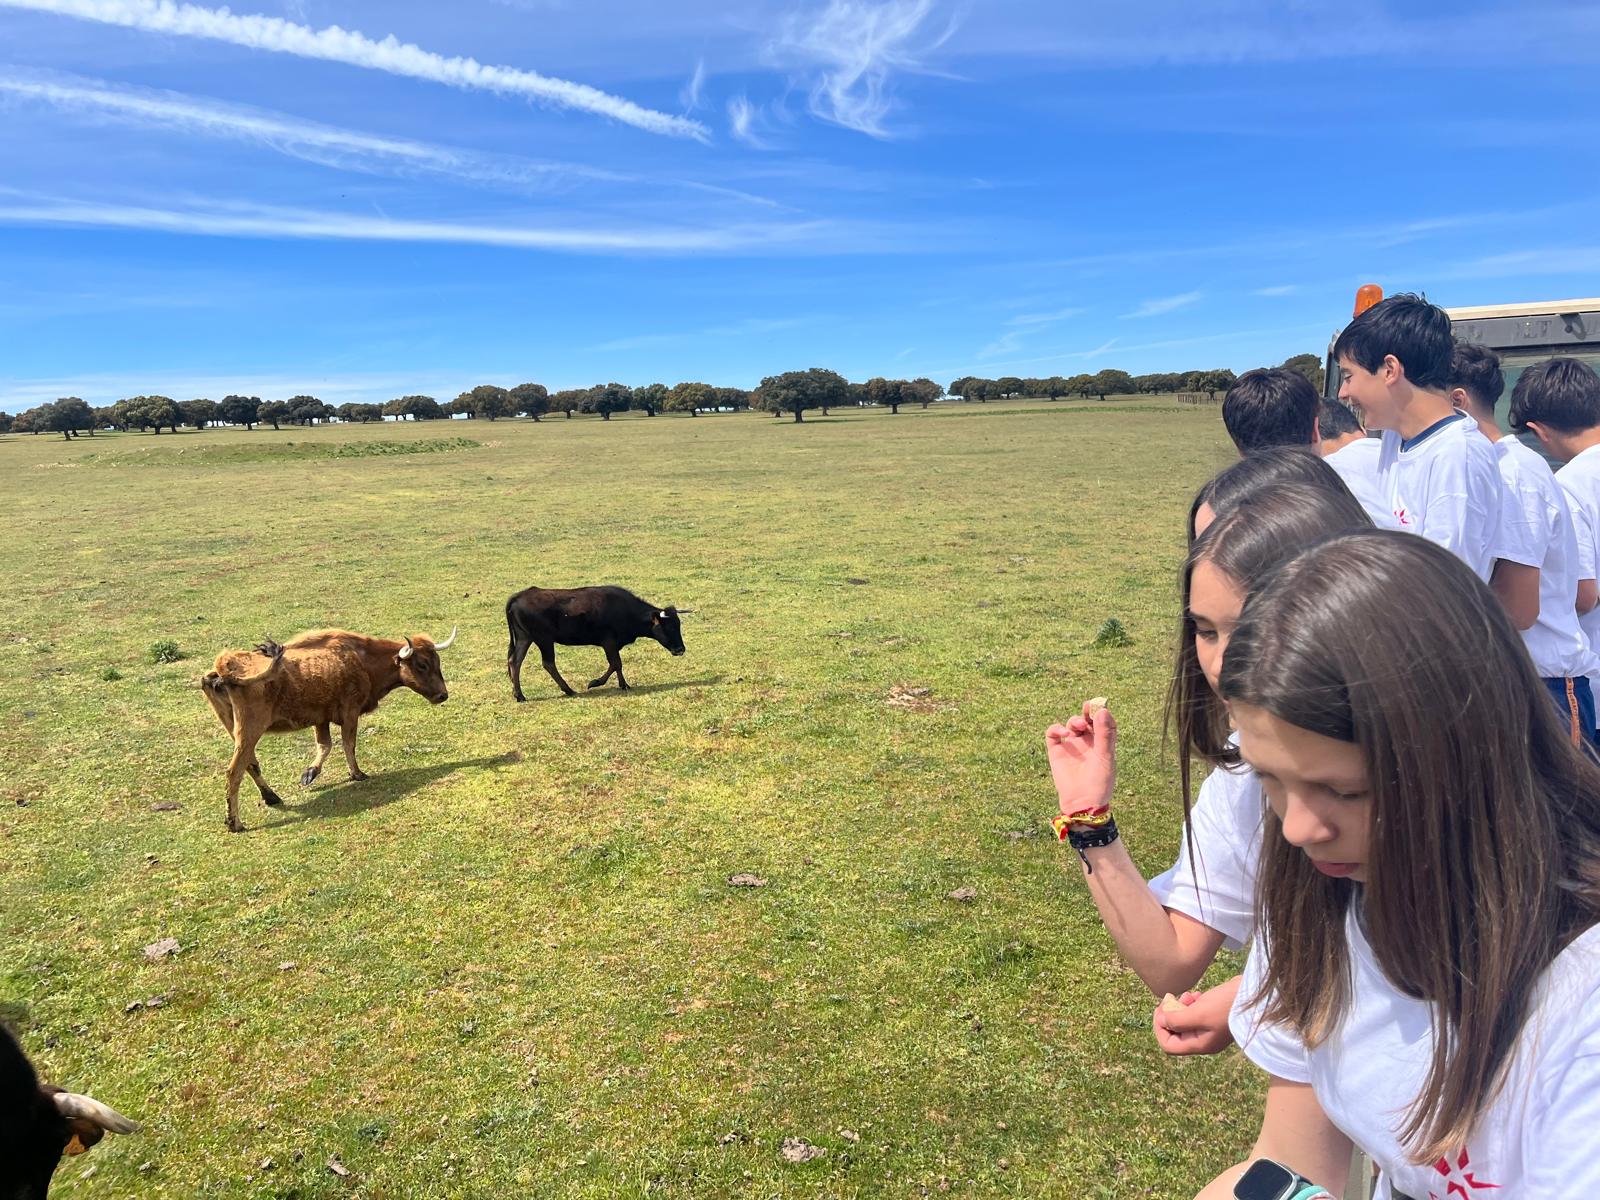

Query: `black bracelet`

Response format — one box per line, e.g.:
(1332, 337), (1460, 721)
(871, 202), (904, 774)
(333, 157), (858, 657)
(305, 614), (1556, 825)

(1067, 819), (1119, 874)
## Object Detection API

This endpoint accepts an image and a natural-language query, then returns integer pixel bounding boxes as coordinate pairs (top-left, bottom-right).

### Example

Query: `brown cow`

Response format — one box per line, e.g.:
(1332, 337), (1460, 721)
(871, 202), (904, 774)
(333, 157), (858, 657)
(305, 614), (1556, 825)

(201, 626), (455, 832)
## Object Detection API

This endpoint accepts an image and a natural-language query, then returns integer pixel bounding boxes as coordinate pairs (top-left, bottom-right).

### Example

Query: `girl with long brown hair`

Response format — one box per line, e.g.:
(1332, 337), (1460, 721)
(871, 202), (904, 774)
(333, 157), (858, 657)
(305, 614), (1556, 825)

(1196, 530), (1600, 1198)
(1050, 452), (1372, 1051)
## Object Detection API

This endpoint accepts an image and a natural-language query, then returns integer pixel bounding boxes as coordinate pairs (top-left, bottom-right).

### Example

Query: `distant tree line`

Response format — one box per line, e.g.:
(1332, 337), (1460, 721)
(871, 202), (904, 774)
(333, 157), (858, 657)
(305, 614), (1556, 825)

(0, 355), (1325, 436)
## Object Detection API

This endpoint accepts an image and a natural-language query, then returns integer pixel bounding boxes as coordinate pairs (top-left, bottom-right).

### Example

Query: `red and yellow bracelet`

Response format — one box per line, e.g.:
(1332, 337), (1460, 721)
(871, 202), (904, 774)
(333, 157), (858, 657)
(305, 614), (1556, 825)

(1051, 805), (1113, 841)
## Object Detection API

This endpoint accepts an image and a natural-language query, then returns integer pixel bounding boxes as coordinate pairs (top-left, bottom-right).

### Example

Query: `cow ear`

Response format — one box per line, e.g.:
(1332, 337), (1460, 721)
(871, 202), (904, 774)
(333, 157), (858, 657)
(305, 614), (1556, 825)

(62, 1121), (101, 1155)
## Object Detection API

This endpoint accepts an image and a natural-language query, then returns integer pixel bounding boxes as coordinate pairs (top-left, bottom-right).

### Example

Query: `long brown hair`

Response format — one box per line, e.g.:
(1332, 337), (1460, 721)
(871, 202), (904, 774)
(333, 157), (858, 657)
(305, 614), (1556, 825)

(1166, 463), (1372, 811)
(1221, 530), (1600, 1161)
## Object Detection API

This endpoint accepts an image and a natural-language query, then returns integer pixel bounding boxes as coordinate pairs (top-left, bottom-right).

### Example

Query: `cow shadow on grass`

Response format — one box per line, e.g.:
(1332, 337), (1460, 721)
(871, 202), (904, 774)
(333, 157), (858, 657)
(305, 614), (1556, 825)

(258, 751), (521, 828)
(516, 674), (723, 703)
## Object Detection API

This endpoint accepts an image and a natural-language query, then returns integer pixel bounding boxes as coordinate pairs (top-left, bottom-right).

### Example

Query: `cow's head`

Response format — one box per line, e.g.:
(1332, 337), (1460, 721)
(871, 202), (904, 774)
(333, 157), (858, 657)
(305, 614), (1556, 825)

(396, 626), (455, 704)
(2, 1027), (140, 1200)
(650, 608), (687, 656)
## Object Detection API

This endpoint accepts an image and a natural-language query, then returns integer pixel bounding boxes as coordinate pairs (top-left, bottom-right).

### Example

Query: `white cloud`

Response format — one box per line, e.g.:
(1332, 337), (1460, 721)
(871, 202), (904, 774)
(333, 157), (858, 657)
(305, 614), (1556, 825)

(770, 0), (956, 137)
(1007, 305), (1085, 327)
(727, 94), (769, 148)
(0, 0), (709, 140)
(976, 329), (1025, 360)
(681, 57), (706, 112)
(1253, 284), (1298, 297)
(0, 193), (824, 254)
(0, 69), (629, 191)
(1122, 290), (1203, 318)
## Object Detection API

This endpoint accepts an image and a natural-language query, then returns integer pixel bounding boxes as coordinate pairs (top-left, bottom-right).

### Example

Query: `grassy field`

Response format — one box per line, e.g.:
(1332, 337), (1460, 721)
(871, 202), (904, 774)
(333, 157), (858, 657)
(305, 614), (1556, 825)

(0, 399), (1259, 1198)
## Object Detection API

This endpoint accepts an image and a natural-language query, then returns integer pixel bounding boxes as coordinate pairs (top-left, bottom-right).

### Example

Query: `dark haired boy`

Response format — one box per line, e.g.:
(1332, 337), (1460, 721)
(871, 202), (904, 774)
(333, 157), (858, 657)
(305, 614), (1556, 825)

(1220, 367), (1393, 525)
(1508, 357), (1600, 734)
(1335, 293), (1508, 581)
(1451, 344), (1599, 742)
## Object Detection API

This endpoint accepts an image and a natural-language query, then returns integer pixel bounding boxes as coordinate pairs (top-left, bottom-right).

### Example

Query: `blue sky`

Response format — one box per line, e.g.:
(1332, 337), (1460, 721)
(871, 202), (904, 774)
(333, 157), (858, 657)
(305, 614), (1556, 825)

(2, 0), (1598, 409)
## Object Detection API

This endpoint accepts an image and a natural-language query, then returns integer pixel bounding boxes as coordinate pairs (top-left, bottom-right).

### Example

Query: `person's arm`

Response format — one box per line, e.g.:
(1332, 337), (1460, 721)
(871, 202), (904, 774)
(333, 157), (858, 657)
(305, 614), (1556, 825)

(1047, 707), (1225, 996)
(1578, 577), (1599, 615)
(1193, 1078), (1352, 1200)
(1490, 559), (1540, 630)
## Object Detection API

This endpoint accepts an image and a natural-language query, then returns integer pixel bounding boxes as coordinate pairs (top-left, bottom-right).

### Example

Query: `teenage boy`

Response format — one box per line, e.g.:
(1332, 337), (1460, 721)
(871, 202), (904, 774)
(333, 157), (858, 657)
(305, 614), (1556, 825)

(1451, 344), (1599, 742)
(1335, 293), (1508, 581)
(1219, 367), (1393, 525)
(1508, 357), (1600, 731)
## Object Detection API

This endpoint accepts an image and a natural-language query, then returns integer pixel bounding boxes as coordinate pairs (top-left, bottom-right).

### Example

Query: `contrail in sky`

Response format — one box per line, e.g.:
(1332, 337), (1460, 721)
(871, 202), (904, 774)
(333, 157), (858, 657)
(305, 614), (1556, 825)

(0, 0), (711, 141)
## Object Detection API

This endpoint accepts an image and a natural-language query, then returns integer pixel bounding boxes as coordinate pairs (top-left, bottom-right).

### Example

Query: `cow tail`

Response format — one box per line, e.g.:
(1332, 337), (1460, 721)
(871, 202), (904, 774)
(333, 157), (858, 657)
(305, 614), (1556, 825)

(505, 596), (520, 660)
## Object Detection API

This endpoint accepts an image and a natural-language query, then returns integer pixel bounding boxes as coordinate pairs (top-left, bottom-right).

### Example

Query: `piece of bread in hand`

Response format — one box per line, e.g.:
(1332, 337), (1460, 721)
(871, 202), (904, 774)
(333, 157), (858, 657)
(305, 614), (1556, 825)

(1087, 696), (1109, 717)
(1160, 992), (1186, 1014)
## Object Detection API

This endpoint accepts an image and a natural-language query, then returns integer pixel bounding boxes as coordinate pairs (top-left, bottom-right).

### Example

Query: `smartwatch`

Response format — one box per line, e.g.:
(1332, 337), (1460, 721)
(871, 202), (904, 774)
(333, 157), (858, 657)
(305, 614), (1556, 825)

(1233, 1158), (1332, 1200)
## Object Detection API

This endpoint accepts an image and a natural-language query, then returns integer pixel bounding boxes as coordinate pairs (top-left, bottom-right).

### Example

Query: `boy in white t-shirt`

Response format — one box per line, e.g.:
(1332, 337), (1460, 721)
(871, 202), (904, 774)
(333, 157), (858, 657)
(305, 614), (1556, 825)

(1334, 294), (1512, 584)
(1450, 342), (1600, 744)
(1219, 367), (1395, 527)
(1509, 357), (1600, 737)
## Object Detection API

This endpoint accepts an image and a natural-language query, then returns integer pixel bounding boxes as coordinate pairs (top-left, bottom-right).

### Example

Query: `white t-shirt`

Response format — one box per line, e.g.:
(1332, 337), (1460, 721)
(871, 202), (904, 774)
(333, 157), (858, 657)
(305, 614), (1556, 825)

(1556, 445), (1600, 686)
(1374, 416), (1508, 581)
(1493, 436), (1600, 680)
(1231, 913), (1600, 1200)
(1323, 437), (1401, 530)
(1147, 750), (1264, 951)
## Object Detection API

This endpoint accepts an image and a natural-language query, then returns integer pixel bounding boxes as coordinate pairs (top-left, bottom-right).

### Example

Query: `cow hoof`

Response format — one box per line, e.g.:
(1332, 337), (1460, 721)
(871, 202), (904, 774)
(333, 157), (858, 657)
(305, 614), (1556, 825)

(227, 819), (244, 833)
(587, 680), (605, 690)
(299, 767), (320, 786)
(561, 688), (577, 698)
(513, 694), (526, 704)
(263, 792), (284, 807)
(350, 770), (369, 782)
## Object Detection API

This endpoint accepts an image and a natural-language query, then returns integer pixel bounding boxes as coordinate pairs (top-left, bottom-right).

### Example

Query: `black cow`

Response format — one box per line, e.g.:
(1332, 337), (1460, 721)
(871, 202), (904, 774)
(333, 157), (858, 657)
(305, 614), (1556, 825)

(2, 1024), (139, 1199)
(505, 585), (687, 700)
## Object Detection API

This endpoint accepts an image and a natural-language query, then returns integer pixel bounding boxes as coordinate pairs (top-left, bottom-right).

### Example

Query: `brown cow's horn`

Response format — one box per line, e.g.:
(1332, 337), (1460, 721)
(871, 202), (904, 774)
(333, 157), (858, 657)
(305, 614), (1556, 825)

(53, 1092), (141, 1135)
(398, 637), (414, 660)
(435, 626), (458, 650)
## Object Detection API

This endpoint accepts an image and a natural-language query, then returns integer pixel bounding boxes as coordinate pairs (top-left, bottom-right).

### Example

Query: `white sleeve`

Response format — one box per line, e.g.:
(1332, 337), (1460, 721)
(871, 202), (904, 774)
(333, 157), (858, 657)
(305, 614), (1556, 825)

(1146, 765), (1263, 950)
(1494, 473), (1550, 569)
(1525, 987), (1600, 1192)
(1228, 937), (1313, 1084)
(1561, 479), (1598, 581)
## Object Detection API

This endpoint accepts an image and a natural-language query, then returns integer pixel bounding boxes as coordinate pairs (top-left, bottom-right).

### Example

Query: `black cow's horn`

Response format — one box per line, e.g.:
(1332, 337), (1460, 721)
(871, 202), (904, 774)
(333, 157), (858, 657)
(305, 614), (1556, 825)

(53, 1092), (141, 1135)
(676, 608), (695, 615)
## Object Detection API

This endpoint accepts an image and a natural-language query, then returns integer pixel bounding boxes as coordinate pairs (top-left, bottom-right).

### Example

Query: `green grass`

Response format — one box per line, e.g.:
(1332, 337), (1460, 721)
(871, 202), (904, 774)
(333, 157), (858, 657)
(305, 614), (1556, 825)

(0, 401), (1256, 1198)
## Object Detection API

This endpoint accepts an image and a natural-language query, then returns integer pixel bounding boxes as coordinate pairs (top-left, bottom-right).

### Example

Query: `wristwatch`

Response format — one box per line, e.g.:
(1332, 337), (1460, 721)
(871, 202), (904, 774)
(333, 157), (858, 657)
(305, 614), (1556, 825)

(1233, 1158), (1332, 1200)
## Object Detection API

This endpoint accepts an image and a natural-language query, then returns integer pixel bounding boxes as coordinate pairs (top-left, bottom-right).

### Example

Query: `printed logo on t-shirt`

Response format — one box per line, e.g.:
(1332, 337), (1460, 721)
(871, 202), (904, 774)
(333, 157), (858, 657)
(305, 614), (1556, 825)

(1394, 506), (1412, 526)
(1428, 1147), (1500, 1198)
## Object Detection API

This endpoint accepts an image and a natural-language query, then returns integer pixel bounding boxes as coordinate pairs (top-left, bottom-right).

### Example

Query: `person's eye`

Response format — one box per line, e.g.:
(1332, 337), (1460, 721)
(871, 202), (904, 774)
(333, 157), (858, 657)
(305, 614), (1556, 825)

(1333, 789), (1369, 802)
(1194, 629), (1218, 642)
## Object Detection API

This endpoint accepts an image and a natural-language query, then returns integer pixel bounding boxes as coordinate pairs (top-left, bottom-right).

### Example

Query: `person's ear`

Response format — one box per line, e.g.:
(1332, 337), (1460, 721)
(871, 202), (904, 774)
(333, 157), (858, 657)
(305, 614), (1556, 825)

(1381, 354), (1404, 386)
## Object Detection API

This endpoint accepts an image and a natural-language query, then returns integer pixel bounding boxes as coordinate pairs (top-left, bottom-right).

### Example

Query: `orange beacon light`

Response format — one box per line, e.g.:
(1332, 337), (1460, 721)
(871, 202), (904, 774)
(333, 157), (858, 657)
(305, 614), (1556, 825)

(1354, 283), (1383, 318)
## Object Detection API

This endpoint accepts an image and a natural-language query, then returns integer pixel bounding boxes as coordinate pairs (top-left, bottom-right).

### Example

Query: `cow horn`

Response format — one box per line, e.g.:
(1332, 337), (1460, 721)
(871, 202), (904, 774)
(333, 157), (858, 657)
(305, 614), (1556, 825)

(435, 626), (458, 650)
(53, 1092), (141, 1135)
(398, 637), (414, 659)
(675, 608), (695, 615)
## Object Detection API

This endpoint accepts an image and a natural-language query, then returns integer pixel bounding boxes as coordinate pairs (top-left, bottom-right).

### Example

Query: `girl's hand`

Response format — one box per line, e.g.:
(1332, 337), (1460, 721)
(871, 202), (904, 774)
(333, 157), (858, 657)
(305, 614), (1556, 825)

(1045, 701), (1117, 819)
(1152, 977), (1240, 1056)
